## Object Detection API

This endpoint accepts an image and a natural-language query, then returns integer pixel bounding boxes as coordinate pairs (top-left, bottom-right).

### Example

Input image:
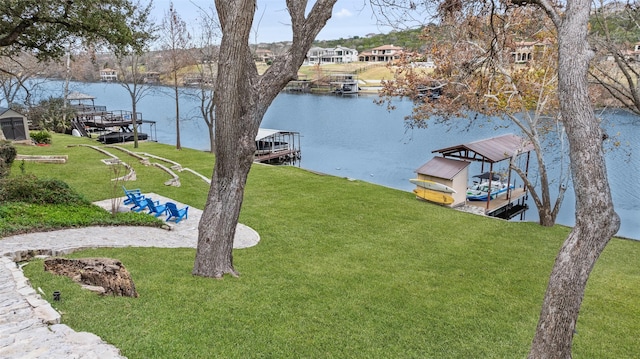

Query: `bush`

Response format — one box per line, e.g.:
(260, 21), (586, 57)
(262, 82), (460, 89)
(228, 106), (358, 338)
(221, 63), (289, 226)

(0, 175), (89, 205)
(30, 130), (52, 145)
(0, 141), (17, 178)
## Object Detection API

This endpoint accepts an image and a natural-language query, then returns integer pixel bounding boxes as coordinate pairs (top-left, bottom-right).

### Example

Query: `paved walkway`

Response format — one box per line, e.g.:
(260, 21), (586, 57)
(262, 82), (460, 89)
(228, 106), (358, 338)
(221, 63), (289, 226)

(0, 194), (260, 358)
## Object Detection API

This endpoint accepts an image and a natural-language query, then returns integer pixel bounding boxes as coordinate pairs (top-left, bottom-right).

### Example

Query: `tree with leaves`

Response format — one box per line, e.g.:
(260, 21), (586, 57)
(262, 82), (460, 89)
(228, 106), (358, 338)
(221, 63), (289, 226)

(160, 2), (192, 151)
(379, 6), (569, 227)
(372, 0), (620, 357)
(192, 0), (338, 278)
(0, 0), (153, 60)
(0, 0), (153, 140)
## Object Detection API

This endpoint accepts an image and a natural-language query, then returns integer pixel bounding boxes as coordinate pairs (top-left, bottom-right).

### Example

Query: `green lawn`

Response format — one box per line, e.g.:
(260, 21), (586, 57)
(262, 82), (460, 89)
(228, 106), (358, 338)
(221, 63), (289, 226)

(11, 134), (640, 358)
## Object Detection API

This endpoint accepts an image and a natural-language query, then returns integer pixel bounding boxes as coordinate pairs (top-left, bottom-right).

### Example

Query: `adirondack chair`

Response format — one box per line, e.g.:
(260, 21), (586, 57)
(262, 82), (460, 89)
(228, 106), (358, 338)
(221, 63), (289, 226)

(165, 202), (189, 223)
(127, 192), (151, 212)
(146, 197), (169, 217)
(122, 186), (143, 205)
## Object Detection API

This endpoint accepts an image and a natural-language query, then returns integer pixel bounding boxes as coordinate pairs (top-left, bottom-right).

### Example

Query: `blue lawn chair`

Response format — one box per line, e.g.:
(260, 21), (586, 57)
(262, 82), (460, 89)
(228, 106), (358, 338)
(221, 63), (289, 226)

(122, 186), (143, 205)
(146, 197), (169, 217)
(127, 192), (151, 212)
(165, 202), (189, 223)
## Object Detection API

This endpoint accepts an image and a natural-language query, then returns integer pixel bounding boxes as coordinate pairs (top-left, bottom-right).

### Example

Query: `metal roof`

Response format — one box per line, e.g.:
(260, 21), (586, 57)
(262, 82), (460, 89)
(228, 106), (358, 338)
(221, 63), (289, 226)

(66, 91), (96, 101)
(255, 128), (298, 141)
(415, 156), (470, 180)
(432, 134), (533, 163)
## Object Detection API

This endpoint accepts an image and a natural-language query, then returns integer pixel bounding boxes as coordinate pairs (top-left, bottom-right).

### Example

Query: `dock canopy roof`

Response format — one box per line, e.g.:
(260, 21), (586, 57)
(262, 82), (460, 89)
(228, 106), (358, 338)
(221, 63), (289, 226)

(66, 91), (96, 101)
(415, 157), (470, 180)
(432, 134), (534, 163)
(255, 128), (297, 141)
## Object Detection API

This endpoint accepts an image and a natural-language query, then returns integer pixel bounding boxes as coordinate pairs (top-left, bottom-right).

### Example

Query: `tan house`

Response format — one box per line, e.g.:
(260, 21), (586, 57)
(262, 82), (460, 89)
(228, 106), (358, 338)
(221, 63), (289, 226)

(511, 39), (552, 64)
(358, 44), (404, 62)
(0, 107), (30, 143)
(255, 49), (274, 63)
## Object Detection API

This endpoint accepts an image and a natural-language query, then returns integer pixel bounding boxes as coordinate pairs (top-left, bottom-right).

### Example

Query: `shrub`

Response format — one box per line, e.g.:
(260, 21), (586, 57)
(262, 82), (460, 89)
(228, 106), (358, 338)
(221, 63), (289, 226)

(0, 175), (89, 205)
(0, 141), (17, 178)
(30, 130), (52, 145)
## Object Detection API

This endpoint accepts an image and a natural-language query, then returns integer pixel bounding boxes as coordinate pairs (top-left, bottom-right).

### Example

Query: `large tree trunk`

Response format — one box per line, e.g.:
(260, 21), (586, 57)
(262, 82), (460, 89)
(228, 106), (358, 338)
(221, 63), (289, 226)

(193, 0), (337, 278)
(528, 0), (621, 357)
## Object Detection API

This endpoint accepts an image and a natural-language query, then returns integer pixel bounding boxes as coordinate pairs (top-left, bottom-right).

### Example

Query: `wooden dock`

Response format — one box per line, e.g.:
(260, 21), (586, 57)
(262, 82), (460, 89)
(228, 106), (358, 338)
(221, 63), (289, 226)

(465, 187), (529, 219)
(254, 149), (300, 164)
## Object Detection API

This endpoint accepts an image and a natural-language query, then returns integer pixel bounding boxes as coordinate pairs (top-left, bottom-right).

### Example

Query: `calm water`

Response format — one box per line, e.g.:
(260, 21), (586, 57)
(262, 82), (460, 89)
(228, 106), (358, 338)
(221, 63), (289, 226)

(38, 81), (640, 240)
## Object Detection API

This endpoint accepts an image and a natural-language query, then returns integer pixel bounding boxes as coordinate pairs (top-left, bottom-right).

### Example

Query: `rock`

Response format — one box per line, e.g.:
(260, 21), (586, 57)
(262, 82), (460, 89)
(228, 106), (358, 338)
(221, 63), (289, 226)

(81, 285), (106, 294)
(44, 258), (138, 298)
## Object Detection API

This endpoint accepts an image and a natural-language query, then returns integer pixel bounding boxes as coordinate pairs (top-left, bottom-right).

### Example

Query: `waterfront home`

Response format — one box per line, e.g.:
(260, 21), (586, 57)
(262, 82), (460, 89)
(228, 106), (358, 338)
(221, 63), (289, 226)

(511, 39), (553, 64)
(358, 44), (404, 63)
(306, 46), (359, 64)
(99, 68), (118, 82)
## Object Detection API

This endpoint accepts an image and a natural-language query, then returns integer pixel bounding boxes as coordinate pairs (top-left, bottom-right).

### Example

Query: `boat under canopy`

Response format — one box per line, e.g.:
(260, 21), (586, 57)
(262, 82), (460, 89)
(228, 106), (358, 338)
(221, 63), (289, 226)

(254, 128), (301, 165)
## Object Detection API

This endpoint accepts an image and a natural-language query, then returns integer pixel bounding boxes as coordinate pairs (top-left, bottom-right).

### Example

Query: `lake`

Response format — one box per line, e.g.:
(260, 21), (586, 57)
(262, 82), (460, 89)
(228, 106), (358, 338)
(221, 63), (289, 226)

(38, 81), (640, 240)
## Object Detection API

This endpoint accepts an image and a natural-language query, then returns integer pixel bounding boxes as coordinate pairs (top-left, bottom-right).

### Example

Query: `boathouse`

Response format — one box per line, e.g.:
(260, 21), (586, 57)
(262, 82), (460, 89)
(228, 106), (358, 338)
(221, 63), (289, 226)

(66, 92), (156, 144)
(418, 133), (534, 219)
(254, 129), (301, 165)
(0, 107), (30, 143)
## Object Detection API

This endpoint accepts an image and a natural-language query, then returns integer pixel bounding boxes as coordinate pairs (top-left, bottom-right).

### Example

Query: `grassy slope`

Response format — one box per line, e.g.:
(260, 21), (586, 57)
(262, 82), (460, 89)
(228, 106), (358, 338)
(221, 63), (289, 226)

(14, 134), (640, 358)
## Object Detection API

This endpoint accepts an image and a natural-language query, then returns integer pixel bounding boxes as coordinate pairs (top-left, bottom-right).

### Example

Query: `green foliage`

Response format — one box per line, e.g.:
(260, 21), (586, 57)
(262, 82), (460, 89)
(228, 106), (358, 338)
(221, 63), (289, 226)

(0, 175), (89, 205)
(29, 130), (52, 144)
(27, 97), (76, 133)
(313, 28), (425, 52)
(589, 6), (640, 43)
(0, 141), (17, 178)
(0, 202), (162, 237)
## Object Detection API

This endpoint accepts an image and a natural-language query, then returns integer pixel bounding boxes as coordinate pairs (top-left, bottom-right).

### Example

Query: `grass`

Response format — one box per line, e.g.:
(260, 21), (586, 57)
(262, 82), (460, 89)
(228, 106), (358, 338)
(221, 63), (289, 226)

(10, 134), (640, 358)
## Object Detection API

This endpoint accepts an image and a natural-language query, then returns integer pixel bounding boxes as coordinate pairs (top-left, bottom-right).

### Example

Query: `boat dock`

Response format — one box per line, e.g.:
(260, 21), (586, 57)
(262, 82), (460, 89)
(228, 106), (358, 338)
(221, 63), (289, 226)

(465, 187), (529, 219)
(254, 129), (301, 165)
(414, 134), (534, 220)
(66, 91), (156, 144)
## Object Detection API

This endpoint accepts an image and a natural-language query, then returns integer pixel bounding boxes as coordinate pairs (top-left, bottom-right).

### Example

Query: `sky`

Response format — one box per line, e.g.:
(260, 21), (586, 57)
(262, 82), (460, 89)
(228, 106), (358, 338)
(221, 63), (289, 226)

(150, 0), (395, 43)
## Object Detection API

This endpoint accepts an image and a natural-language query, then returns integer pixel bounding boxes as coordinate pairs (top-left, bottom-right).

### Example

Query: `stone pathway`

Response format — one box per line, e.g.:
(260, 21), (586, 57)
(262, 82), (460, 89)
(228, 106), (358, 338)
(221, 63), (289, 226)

(0, 195), (260, 358)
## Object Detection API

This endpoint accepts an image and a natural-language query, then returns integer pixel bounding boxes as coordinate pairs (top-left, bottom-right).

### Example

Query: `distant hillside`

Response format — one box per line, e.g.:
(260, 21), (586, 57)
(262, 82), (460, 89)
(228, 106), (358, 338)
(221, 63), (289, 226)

(312, 27), (425, 52)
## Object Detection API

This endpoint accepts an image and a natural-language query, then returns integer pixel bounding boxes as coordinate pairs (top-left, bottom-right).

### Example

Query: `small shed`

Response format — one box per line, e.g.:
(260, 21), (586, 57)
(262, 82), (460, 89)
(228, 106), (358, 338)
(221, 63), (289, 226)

(0, 107), (30, 143)
(415, 157), (470, 207)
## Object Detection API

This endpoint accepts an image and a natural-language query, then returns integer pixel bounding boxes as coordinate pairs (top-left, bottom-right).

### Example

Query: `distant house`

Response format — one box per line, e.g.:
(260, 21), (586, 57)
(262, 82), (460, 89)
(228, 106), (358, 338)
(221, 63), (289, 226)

(618, 41), (640, 62)
(143, 72), (161, 84)
(0, 107), (30, 143)
(358, 44), (404, 62)
(100, 68), (118, 82)
(511, 39), (552, 64)
(255, 49), (274, 63)
(306, 45), (359, 64)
